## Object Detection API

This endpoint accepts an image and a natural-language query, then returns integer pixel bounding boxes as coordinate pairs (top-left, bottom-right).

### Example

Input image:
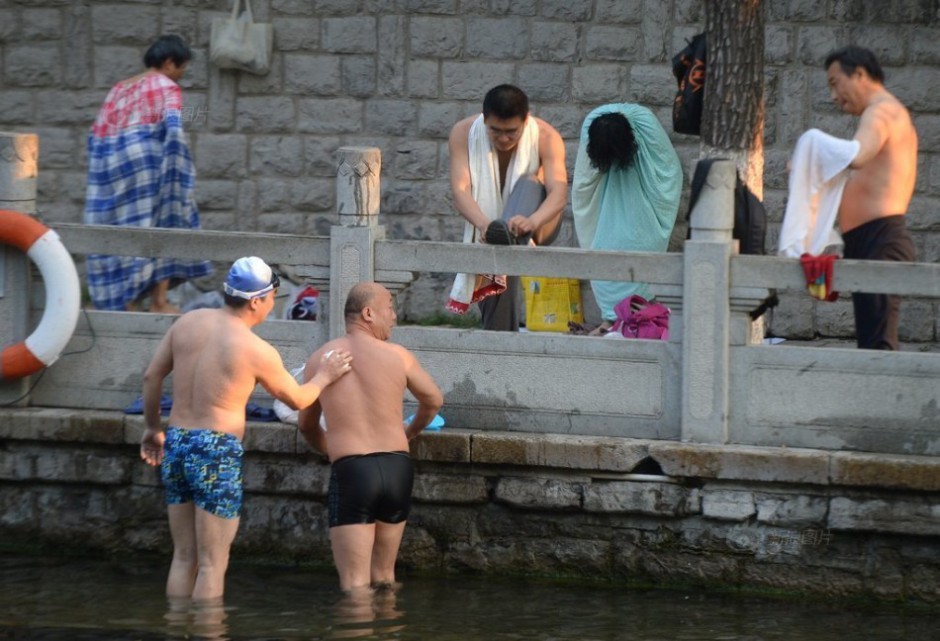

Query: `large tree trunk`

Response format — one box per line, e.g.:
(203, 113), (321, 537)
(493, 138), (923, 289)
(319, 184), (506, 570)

(702, 0), (765, 198)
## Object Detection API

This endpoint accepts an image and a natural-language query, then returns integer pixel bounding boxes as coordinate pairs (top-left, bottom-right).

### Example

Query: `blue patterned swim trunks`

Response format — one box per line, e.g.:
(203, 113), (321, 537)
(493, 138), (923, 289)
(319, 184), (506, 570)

(160, 427), (244, 519)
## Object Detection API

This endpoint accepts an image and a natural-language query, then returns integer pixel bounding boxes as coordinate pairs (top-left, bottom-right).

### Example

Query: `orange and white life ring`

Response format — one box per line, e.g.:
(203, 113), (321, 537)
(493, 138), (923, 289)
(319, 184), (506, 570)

(0, 210), (80, 380)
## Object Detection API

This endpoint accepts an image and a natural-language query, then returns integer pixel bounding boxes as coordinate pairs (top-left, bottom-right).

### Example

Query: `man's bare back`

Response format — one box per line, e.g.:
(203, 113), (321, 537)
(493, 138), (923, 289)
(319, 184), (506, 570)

(309, 333), (413, 460)
(299, 283), (442, 461)
(827, 61), (918, 232)
(155, 308), (293, 439)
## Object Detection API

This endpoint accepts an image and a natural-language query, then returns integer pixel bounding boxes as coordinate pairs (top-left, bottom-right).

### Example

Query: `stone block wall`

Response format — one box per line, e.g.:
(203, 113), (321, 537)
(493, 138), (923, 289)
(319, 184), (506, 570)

(0, 0), (938, 336)
(2, 408), (940, 602)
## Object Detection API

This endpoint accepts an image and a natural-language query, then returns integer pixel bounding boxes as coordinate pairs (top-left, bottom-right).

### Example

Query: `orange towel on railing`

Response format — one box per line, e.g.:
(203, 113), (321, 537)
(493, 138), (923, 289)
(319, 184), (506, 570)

(800, 253), (839, 301)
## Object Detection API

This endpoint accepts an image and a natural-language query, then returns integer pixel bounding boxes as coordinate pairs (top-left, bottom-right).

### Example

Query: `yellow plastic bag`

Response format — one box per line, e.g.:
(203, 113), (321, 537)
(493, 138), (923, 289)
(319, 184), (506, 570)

(521, 277), (583, 332)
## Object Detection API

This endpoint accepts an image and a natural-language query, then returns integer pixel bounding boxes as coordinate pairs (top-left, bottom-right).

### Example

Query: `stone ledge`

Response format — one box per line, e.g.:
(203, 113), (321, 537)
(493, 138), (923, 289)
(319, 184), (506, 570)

(829, 451), (940, 492)
(0, 441), (135, 485)
(243, 455), (329, 496)
(583, 480), (700, 516)
(829, 496), (940, 536)
(755, 493), (828, 527)
(244, 422), (299, 454)
(0, 408), (125, 444)
(5, 409), (940, 493)
(469, 431), (650, 472)
(413, 472), (488, 504)
(648, 442), (830, 485)
(702, 488), (757, 521)
(497, 476), (582, 510)
(411, 428), (472, 462)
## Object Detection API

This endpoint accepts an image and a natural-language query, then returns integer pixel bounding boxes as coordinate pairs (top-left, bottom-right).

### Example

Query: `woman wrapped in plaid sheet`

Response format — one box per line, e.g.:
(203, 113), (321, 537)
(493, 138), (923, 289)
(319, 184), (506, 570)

(84, 35), (212, 312)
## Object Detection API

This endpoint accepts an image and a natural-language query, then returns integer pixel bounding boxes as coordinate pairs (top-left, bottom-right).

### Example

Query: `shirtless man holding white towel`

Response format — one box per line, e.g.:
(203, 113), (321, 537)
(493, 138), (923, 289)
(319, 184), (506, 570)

(825, 45), (918, 350)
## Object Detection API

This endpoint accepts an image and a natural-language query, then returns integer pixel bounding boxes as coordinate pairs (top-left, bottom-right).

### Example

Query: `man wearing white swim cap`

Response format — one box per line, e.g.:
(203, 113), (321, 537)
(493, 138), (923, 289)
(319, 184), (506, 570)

(139, 256), (353, 601)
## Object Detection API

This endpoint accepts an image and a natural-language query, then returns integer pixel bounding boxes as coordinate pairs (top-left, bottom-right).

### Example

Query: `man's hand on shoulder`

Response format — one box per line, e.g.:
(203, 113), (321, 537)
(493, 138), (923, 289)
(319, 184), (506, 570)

(317, 348), (353, 384)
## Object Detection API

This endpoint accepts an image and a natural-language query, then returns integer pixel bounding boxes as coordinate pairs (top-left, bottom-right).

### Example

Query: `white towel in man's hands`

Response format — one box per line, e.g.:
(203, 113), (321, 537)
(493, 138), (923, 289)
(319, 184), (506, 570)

(778, 128), (860, 258)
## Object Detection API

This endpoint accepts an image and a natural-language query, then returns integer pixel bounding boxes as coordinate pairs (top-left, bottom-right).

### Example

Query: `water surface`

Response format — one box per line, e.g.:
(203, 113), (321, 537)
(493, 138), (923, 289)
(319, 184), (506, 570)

(1, 554), (937, 640)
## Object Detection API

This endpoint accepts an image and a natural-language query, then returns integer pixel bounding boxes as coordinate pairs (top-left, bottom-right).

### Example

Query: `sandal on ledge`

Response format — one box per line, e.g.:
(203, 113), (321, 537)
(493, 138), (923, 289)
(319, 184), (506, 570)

(484, 220), (518, 245)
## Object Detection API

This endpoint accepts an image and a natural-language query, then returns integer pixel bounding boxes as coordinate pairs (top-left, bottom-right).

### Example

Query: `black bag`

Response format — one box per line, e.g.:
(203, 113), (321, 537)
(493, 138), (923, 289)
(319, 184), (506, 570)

(686, 158), (767, 256)
(671, 32), (706, 136)
(686, 158), (776, 319)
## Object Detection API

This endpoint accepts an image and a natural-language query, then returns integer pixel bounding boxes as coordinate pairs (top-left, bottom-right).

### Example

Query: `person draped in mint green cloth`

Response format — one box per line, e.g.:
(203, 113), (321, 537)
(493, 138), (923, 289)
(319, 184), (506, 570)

(572, 104), (683, 334)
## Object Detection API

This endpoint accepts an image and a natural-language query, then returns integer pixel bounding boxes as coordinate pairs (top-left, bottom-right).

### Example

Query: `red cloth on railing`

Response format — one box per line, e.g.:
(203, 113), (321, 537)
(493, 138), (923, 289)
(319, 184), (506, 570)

(800, 253), (839, 302)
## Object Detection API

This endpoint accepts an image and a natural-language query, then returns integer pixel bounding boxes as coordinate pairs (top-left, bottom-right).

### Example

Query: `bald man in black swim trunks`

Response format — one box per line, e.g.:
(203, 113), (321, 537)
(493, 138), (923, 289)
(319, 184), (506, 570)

(298, 282), (443, 593)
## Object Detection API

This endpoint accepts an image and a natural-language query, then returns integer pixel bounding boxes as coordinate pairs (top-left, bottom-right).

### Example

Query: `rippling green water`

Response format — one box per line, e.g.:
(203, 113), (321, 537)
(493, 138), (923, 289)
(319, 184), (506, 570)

(1, 554), (937, 640)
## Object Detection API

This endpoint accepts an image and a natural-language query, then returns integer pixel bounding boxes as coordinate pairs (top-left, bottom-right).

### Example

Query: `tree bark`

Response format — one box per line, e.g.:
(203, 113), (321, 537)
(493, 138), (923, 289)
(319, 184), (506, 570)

(702, 0), (765, 198)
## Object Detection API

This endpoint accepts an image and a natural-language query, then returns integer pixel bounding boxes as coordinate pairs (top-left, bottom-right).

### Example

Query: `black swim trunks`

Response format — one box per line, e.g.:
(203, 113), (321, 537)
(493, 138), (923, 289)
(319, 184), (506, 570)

(328, 451), (414, 527)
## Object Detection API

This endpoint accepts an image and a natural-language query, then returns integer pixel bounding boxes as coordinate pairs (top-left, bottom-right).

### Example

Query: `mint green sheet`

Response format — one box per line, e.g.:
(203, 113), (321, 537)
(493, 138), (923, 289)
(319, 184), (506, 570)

(572, 104), (682, 321)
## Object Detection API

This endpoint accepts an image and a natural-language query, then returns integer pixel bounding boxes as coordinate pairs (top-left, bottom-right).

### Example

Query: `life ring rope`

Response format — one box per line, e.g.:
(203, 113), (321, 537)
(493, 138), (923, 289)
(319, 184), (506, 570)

(1, 210), (81, 380)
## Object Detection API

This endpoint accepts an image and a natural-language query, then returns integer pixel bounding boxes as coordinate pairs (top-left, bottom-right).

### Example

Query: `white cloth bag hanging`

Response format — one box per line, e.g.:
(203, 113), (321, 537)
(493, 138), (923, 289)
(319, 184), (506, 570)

(209, 0), (274, 75)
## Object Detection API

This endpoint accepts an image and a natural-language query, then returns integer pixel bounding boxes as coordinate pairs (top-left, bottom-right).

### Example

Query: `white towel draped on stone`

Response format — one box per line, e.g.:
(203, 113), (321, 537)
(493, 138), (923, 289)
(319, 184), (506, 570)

(446, 114), (540, 314)
(778, 128), (860, 258)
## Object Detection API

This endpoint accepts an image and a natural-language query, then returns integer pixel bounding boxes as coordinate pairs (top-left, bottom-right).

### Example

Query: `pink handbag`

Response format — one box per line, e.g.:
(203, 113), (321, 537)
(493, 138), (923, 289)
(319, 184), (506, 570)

(610, 295), (670, 340)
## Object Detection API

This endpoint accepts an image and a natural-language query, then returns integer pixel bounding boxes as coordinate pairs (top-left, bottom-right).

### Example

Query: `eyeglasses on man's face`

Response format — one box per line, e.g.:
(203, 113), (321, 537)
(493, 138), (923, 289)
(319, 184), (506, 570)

(487, 125), (523, 139)
(484, 116), (526, 141)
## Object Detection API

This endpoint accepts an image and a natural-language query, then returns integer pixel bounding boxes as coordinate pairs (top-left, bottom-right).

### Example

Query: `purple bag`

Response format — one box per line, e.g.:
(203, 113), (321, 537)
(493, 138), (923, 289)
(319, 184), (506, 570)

(610, 295), (670, 340)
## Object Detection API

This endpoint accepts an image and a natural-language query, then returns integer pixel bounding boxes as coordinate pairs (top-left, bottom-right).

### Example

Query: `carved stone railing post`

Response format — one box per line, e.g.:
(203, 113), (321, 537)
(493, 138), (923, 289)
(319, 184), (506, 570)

(329, 147), (384, 339)
(336, 146), (381, 228)
(681, 159), (735, 444)
(0, 132), (40, 403)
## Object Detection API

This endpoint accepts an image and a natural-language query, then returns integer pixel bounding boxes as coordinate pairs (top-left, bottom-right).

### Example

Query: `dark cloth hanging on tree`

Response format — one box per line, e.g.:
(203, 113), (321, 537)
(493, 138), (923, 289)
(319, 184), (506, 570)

(686, 157), (777, 319)
(671, 32), (706, 136)
(686, 157), (767, 256)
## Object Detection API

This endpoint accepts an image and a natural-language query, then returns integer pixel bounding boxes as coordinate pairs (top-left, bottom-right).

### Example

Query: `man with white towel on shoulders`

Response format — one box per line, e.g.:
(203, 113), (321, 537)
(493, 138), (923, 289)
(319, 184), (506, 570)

(446, 84), (568, 331)
(779, 46), (917, 350)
